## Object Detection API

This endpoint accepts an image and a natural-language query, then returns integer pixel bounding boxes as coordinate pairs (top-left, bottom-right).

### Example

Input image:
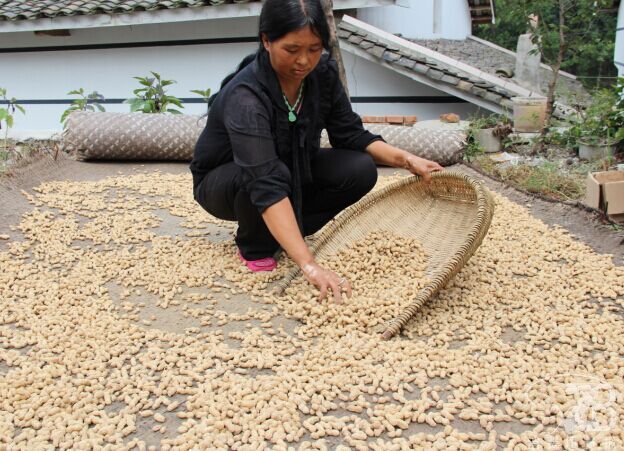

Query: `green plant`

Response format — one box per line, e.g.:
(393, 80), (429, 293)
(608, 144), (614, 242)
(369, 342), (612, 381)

(473, 156), (586, 200)
(61, 89), (106, 128)
(190, 88), (212, 104)
(476, 0), (618, 89)
(124, 71), (184, 114)
(464, 114), (513, 161)
(0, 88), (25, 156)
(566, 79), (624, 146)
(464, 135), (485, 162)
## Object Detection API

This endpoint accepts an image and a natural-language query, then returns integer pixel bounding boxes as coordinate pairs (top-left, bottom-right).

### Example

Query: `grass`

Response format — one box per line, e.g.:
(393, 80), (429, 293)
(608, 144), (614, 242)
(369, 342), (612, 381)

(0, 139), (60, 174)
(472, 156), (591, 201)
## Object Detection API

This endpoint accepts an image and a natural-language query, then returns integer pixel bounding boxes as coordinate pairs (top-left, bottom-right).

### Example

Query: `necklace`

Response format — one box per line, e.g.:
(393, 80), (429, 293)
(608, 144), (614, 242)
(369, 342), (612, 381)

(282, 81), (304, 123)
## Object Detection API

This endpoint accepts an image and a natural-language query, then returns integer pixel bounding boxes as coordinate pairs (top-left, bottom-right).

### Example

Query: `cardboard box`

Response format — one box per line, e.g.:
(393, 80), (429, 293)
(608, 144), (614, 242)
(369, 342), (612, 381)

(586, 171), (624, 215)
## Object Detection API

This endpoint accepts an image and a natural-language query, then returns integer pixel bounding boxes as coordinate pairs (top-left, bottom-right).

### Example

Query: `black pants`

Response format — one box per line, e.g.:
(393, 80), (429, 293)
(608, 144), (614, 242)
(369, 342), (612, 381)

(194, 149), (378, 260)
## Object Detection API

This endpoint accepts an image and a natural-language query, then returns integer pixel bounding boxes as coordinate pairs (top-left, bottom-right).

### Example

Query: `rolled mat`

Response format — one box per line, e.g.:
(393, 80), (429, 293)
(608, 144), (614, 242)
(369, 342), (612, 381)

(62, 111), (466, 165)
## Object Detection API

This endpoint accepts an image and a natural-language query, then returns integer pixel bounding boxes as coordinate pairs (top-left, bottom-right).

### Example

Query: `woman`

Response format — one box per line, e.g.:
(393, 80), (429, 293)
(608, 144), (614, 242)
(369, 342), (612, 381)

(190, 0), (442, 303)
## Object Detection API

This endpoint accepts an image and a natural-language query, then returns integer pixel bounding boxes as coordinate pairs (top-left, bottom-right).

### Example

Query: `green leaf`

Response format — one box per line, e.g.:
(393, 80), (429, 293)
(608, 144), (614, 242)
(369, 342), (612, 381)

(60, 110), (70, 124)
(167, 109), (183, 115)
(67, 89), (83, 96)
(15, 104), (25, 114)
(6, 116), (13, 128)
(96, 104), (105, 112)
(167, 98), (184, 108)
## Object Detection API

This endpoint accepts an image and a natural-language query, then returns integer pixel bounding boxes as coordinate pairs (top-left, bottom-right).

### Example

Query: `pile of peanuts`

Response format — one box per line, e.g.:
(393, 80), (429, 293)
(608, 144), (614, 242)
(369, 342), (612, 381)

(0, 169), (623, 450)
(279, 231), (430, 337)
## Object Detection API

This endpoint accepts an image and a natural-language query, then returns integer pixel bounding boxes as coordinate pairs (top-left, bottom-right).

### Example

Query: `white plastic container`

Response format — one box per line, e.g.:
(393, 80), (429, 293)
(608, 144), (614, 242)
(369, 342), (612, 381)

(511, 97), (548, 132)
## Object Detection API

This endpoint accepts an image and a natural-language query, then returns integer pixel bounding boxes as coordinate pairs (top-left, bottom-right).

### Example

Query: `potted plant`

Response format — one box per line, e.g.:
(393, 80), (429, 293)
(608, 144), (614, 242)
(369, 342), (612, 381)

(469, 115), (514, 154)
(572, 82), (624, 161)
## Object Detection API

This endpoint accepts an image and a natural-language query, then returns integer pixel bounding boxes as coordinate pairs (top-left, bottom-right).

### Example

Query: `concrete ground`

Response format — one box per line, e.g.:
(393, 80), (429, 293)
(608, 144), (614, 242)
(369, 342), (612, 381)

(1, 153), (622, 449)
(2, 153), (621, 264)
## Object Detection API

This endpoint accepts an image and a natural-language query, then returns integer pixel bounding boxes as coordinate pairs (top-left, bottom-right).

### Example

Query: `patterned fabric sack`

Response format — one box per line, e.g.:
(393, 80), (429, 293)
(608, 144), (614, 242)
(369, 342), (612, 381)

(321, 123), (466, 166)
(63, 111), (206, 161)
(63, 112), (466, 165)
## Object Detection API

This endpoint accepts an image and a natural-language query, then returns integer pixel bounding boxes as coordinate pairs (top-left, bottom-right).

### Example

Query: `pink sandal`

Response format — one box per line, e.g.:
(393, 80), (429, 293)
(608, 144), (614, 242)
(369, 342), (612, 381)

(238, 250), (277, 272)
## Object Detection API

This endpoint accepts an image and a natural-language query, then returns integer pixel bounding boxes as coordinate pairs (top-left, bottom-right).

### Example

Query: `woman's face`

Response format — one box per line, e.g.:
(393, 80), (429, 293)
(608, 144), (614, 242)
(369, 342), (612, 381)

(262, 26), (324, 84)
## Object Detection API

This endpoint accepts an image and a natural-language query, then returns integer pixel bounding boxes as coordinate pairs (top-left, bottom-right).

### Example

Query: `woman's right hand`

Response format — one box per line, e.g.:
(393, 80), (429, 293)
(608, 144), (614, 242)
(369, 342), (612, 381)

(301, 261), (351, 303)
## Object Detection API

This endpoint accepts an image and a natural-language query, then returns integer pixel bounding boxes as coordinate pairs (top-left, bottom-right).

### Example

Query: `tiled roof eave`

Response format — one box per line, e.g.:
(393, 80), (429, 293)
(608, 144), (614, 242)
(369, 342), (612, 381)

(0, 0), (394, 25)
(338, 15), (574, 120)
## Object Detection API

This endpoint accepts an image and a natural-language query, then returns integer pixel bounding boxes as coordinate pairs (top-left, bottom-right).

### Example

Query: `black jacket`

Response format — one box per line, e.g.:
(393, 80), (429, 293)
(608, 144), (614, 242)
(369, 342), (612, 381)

(190, 50), (383, 223)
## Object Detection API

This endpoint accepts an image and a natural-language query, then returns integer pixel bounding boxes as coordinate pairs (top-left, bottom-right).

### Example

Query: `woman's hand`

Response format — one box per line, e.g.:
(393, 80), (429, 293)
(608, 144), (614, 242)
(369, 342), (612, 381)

(403, 154), (443, 182)
(301, 261), (352, 303)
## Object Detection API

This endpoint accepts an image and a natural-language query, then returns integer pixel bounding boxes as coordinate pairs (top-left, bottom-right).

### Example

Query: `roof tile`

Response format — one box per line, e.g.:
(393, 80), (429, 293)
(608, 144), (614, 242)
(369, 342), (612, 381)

(0, 0), (259, 22)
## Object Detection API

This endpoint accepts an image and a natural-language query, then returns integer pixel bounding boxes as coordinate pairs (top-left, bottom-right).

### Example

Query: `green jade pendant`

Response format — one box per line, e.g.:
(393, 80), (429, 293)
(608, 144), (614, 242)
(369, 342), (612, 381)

(283, 81), (304, 123)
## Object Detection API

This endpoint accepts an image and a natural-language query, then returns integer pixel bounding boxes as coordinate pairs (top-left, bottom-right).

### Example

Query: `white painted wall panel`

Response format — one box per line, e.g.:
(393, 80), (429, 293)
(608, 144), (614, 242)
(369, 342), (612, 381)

(2, 17), (477, 137)
(616, 3), (624, 77)
(1, 16), (260, 48)
(357, 0), (471, 40)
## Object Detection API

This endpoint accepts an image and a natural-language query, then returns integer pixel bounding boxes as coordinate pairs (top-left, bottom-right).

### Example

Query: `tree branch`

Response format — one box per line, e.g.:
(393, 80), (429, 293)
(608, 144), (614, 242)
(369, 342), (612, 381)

(321, 0), (350, 98)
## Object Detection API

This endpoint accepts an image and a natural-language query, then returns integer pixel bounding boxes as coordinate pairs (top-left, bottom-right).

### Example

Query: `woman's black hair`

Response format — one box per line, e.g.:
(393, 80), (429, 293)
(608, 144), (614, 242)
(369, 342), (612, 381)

(206, 0), (331, 109)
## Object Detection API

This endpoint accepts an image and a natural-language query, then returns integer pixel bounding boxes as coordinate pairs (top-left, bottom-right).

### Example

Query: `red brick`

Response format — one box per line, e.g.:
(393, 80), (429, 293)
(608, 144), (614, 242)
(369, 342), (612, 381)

(385, 115), (404, 124)
(403, 115), (418, 125)
(362, 116), (386, 123)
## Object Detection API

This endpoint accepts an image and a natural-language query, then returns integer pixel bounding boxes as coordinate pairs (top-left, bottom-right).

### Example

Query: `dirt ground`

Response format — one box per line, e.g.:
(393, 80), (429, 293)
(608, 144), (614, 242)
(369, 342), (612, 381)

(1, 153), (623, 449)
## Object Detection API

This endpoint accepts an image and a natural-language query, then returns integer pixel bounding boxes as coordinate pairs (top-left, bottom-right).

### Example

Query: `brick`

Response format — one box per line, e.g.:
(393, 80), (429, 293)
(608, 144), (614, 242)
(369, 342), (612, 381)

(385, 115), (404, 124)
(484, 91), (503, 104)
(362, 116), (387, 124)
(440, 113), (461, 123)
(493, 86), (511, 96)
(369, 45), (386, 59)
(339, 22), (358, 33)
(457, 80), (474, 92)
(413, 63), (430, 75)
(500, 99), (514, 109)
(441, 74), (460, 85)
(382, 51), (401, 63)
(397, 57), (416, 69)
(472, 86), (489, 98)
(348, 35), (363, 45)
(403, 115), (418, 125)
(337, 29), (352, 39)
(428, 69), (444, 80)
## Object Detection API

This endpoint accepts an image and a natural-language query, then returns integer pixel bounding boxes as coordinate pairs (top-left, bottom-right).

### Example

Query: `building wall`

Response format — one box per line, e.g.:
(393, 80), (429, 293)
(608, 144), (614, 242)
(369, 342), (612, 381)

(616, 2), (624, 77)
(356, 0), (472, 40)
(1, 15), (477, 137)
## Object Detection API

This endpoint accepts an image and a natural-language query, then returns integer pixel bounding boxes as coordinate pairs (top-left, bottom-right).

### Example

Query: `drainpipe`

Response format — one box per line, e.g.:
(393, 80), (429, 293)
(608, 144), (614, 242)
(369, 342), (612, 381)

(616, 1), (623, 77)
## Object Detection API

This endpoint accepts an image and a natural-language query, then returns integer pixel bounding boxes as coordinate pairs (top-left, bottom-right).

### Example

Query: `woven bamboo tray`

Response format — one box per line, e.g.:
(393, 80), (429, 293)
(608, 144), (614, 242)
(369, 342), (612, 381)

(276, 171), (495, 339)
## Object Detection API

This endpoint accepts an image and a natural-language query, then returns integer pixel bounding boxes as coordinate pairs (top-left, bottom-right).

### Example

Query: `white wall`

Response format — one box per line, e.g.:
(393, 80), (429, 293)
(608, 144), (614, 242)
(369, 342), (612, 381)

(1, 15), (477, 137)
(616, 2), (624, 77)
(342, 51), (478, 118)
(356, 0), (472, 40)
